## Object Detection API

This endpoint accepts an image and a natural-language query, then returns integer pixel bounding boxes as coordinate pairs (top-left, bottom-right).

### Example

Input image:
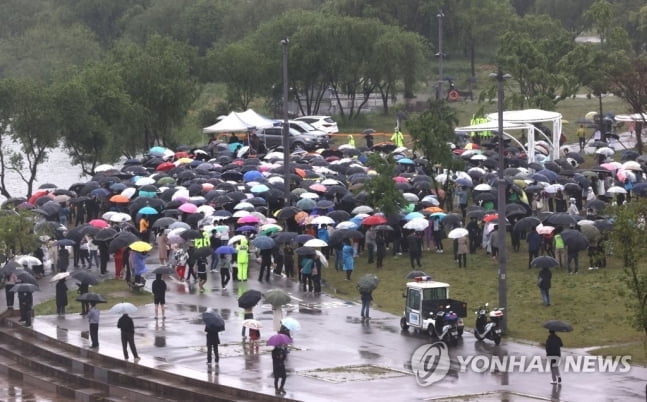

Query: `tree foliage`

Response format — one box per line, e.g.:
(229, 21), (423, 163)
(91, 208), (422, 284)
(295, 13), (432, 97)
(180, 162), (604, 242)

(0, 211), (40, 257)
(406, 100), (459, 169)
(609, 199), (647, 335)
(361, 153), (406, 217)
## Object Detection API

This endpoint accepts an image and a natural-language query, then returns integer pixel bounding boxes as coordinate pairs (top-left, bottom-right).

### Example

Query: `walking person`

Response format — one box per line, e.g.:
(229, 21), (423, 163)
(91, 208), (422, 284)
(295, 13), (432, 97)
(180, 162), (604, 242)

(4, 272), (17, 310)
(456, 235), (468, 268)
(283, 244), (295, 278)
(359, 287), (373, 319)
(87, 302), (100, 348)
(206, 324), (220, 366)
(527, 231), (542, 269)
(567, 246), (579, 274)
(258, 247), (272, 282)
(236, 237), (249, 281)
(342, 239), (354, 280)
(300, 253), (314, 292)
(407, 231), (422, 268)
(554, 229), (565, 268)
(219, 253), (231, 289)
(152, 274), (167, 319)
(546, 330), (563, 384)
(538, 266), (552, 306)
(431, 216), (444, 252)
(18, 290), (33, 327)
(117, 313), (140, 361)
(55, 278), (68, 316)
(173, 246), (188, 281)
(576, 124), (586, 152)
(186, 245), (197, 282)
(157, 230), (170, 266)
(365, 226), (376, 264)
(241, 307), (253, 339)
(375, 231), (386, 269)
(197, 256), (208, 292)
(78, 282), (90, 315)
(272, 346), (287, 395)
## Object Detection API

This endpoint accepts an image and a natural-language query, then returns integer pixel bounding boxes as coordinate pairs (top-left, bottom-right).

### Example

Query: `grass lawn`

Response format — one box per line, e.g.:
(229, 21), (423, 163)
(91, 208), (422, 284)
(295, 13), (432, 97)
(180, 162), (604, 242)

(320, 238), (647, 365)
(34, 280), (151, 316)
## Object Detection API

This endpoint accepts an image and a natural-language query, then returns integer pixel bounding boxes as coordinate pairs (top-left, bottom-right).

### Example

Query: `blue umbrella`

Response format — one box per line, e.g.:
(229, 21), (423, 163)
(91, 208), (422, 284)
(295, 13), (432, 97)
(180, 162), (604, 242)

(215, 245), (236, 254)
(138, 191), (157, 198)
(236, 225), (257, 232)
(90, 188), (110, 198)
(148, 146), (168, 157)
(243, 170), (263, 182)
(404, 211), (424, 221)
(397, 158), (415, 165)
(252, 235), (276, 250)
(110, 183), (128, 192)
(138, 206), (158, 215)
(56, 239), (76, 246)
(455, 178), (473, 187)
(296, 198), (316, 210)
(430, 212), (447, 220)
(250, 184), (270, 193)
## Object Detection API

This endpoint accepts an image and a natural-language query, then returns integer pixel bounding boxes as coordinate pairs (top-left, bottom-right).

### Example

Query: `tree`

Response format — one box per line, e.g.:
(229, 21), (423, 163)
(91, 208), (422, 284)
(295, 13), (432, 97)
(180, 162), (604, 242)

(0, 210), (40, 257)
(361, 153), (406, 216)
(609, 199), (647, 336)
(584, 0), (614, 47)
(111, 35), (200, 150)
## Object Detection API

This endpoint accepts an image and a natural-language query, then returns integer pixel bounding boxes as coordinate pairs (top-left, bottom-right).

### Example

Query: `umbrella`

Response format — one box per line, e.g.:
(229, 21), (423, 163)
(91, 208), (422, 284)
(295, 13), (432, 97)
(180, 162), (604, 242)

(227, 234), (247, 245)
(530, 256), (560, 269)
(303, 238), (328, 248)
(447, 228), (468, 239)
(579, 224), (601, 243)
(281, 317), (301, 332)
(238, 289), (262, 308)
(560, 229), (589, 251)
(76, 293), (107, 303)
(242, 319), (263, 330)
(109, 302), (138, 315)
(50, 272), (71, 282)
(252, 235), (276, 250)
(109, 212), (132, 223)
(88, 219), (110, 228)
(150, 266), (176, 276)
(215, 245), (236, 254)
(295, 234), (315, 244)
(71, 270), (99, 285)
(358, 273), (379, 292)
(180, 229), (202, 240)
(152, 217), (178, 228)
(202, 311), (225, 332)
(543, 213), (578, 227)
(15, 255), (42, 267)
(108, 232), (139, 254)
(513, 216), (542, 233)
(272, 232), (298, 244)
(194, 247), (213, 258)
(0, 261), (20, 276)
(138, 206), (159, 215)
(129, 241), (153, 252)
(328, 229), (363, 246)
(295, 246), (316, 256)
(403, 218), (429, 231)
(9, 283), (39, 293)
(404, 270), (429, 280)
(310, 216), (335, 225)
(16, 271), (38, 285)
(543, 320), (573, 332)
(56, 239), (77, 247)
(267, 333), (293, 347)
(264, 289), (291, 307)
(352, 205), (374, 214)
(362, 215), (387, 226)
(95, 228), (118, 242)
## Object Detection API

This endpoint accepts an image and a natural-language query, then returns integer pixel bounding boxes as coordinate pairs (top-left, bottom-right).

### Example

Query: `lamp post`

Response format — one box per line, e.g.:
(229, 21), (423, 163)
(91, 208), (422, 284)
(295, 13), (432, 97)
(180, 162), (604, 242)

(281, 37), (290, 206)
(436, 11), (444, 100)
(489, 69), (511, 331)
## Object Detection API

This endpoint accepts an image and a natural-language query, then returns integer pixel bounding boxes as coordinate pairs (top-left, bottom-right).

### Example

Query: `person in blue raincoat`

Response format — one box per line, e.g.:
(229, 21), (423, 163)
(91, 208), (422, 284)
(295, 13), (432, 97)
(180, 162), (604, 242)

(342, 239), (355, 280)
(132, 251), (148, 286)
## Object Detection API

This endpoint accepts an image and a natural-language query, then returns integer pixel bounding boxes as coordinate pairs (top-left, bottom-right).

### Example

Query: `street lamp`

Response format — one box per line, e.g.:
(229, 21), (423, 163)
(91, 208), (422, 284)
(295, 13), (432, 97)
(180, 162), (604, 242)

(281, 37), (290, 206)
(436, 11), (444, 100)
(489, 69), (511, 331)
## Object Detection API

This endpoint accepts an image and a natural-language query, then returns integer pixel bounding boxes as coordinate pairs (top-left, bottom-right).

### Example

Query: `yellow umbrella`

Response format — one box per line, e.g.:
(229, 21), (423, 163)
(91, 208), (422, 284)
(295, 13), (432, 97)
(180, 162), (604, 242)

(129, 241), (153, 252)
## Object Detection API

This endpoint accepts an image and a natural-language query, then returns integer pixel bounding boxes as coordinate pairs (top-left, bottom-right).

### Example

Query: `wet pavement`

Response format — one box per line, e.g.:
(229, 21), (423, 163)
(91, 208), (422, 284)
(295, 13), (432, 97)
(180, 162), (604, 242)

(6, 258), (647, 402)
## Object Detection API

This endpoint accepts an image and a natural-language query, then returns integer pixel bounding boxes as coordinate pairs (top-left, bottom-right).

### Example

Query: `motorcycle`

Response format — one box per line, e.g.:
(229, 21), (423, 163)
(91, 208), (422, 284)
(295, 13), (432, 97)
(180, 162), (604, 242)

(428, 304), (460, 346)
(473, 303), (504, 345)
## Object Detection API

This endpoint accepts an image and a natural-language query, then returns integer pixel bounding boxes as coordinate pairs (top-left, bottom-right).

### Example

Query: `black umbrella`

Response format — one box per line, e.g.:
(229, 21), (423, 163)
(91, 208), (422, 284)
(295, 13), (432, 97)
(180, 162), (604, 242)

(466, 206), (486, 219)
(108, 231), (139, 254)
(193, 247), (213, 259)
(513, 216), (542, 233)
(442, 213), (463, 227)
(593, 219), (613, 232)
(585, 199), (607, 211)
(358, 273), (379, 292)
(295, 246), (316, 256)
(202, 311), (225, 332)
(71, 270), (99, 285)
(404, 270), (428, 280)
(375, 224), (394, 231)
(238, 290), (262, 309)
(76, 292), (106, 303)
(530, 256), (560, 269)
(543, 213), (578, 227)
(505, 203), (528, 218)
(328, 229), (364, 247)
(56, 239), (77, 247)
(150, 266), (176, 276)
(95, 228), (118, 242)
(0, 261), (20, 276)
(543, 320), (573, 332)
(180, 229), (202, 241)
(9, 283), (39, 293)
(67, 224), (91, 242)
(272, 232), (298, 244)
(295, 234), (315, 244)
(152, 217), (177, 229)
(327, 210), (351, 223)
(16, 271), (38, 285)
(560, 229), (589, 251)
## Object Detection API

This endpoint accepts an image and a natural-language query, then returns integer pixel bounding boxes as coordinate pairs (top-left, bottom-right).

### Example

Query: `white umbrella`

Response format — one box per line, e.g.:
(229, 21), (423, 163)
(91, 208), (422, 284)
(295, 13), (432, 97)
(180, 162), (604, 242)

(232, 210), (251, 218)
(577, 220), (596, 226)
(595, 147), (615, 156)
(169, 221), (191, 230)
(310, 216), (335, 225)
(304, 238), (328, 248)
(315, 250), (328, 268)
(606, 186), (627, 194)
(234, 202), (255, 211)
(121, 187), (137, 199)
(109, 212), (132, 223)
(402, 193), (419, 202)
(197, 205), (215, 216)
(474, 183), (492, 191)
(536, 224), (555, 235)
(134, 177), (156, 186)
(352, 205), (374, 214)
(102, 211), (116, 221)
(299, 192), (320, 199)
(421, 195), (440, 206)
(544, 184), (564, 194)
(109, 302), (138, 315)
(50, 272), (71, 282)
(621, 160), (642, 171)
(403, 218), (429, 231)
(15, 255), (42, 267)
(447, 228), (469, 239)
(94, 164), (115, 173)
(336, 221), (358, 230)
(228, 235), (247, 245)
(470, 154), (488, 161)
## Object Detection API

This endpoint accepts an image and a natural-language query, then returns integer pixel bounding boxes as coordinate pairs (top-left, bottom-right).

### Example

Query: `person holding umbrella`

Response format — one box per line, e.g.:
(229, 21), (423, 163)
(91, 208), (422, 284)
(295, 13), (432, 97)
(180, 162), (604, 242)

(152, 274), (167, 319)
(546, 330), (563, 384)
(236, 237), (249, 281)
(359, 287), (373, 319)
(4, 271), (17, 309)
(537, 266), (552, 306)
(55, 277), (68, 316)
(117, 312), (140, 361)
(18, 288), (34, 327)
(87, 301), (100, 348)
(78, 282), (90, 315)
(272, 345), (287, 395)
(300, 252), (314, 292)
(205, 322), (221, 366)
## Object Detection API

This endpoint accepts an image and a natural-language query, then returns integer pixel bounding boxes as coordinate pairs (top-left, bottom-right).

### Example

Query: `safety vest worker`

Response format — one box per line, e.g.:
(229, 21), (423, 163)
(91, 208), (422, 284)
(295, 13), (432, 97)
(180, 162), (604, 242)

(391, 129), (404, 147)
(348, 135), (355, 147)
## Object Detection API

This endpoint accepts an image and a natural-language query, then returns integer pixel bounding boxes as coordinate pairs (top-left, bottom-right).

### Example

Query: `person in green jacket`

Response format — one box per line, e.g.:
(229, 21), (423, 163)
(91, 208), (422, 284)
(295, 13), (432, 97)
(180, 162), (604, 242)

(236, 237), (249, 281)
(391, 129), (404, 147)
(348, 134), (355, 147)
(554, 229), (565, 268)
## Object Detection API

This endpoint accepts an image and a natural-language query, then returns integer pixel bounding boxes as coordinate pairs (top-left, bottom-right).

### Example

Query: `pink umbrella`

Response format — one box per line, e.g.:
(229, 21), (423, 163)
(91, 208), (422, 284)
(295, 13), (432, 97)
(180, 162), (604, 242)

(178, 203), (198, 213)
(393, 176), (409, 183)
(600, 162), (621, 171)
(536, 224), (555, 235)
(88, 219), (110, 228)
(309, 183), (327, 193)
(237, 215), (260, 224)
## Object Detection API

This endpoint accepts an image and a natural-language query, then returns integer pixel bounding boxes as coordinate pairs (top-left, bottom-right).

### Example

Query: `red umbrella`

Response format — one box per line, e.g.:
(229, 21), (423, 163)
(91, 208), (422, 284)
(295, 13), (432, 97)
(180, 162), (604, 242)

(156, 161), (175, 171)
(483, 213), (499, 223)
(393, 176), (409, 183)
(88, 219), (110, 228)
(28, 190), (51, 205)
(362, 215), (387, 226)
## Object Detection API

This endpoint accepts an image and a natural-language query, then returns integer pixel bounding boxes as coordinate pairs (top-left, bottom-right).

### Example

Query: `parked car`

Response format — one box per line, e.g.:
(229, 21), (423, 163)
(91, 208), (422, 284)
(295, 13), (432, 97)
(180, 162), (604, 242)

(295, 115), (339, 134)
(256, 126), (329, 151)
(286, 120), (330, 139)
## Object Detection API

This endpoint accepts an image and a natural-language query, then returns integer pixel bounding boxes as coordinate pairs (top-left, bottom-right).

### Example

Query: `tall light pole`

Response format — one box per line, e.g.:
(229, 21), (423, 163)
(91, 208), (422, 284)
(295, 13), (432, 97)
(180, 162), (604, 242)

(281, 37), (290, 206)
(436, 10), (444, 100)
(489, 69), (511, 331)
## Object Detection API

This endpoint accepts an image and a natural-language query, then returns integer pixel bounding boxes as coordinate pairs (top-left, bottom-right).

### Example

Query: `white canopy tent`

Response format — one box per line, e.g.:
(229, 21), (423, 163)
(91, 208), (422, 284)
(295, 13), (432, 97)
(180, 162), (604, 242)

(455, 120), (537, 161)
(486, 109), (563, 160)
(614, 113), (647, 122)
(202, 109), (276, 134)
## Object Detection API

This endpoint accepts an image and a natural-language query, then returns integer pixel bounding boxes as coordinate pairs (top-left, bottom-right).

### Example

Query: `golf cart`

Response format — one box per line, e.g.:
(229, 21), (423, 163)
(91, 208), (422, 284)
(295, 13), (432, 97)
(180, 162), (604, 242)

(400, 276), (467, 345)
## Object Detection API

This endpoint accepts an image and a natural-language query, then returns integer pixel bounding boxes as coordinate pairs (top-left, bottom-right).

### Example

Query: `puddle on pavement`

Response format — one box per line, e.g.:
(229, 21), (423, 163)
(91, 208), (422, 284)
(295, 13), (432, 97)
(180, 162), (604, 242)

(427, 391), (550, 401)
(358, 349), (381, 360)
(298, 364), (410, 383)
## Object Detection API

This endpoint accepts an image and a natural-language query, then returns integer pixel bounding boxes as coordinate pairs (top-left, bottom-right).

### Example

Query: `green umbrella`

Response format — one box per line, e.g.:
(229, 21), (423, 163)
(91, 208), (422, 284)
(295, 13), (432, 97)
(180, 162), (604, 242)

(358, 274), (379, 292)
(264, 289), (291, 307)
